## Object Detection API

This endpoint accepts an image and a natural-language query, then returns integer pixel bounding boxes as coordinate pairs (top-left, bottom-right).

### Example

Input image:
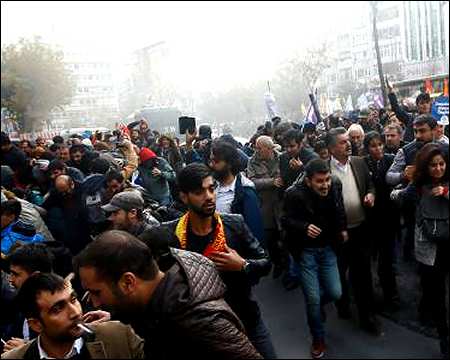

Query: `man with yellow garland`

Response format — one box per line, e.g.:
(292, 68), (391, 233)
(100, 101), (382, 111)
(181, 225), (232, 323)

(151, 163), (276, 359)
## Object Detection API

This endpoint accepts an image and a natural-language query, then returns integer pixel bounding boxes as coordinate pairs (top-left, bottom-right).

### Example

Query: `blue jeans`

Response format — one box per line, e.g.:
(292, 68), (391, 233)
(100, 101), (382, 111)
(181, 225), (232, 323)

(298, 246), (342, 341)
(287, 254), (301, 280)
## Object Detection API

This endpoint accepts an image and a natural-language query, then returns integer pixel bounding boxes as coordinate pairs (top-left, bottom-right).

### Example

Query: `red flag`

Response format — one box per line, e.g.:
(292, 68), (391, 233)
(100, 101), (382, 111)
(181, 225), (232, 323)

(118, 122), (130, 137)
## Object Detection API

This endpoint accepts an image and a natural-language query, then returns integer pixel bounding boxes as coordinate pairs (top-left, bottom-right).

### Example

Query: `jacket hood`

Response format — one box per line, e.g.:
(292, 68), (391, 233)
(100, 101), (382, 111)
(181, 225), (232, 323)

(149, 248), (226, 315)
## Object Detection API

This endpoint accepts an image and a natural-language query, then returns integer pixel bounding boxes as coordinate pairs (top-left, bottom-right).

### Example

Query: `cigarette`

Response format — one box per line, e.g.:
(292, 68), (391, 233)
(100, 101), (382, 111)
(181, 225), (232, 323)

(81, 291), (90, 302)
(1, 338), (6, 345)
(77, 323), (94, 334)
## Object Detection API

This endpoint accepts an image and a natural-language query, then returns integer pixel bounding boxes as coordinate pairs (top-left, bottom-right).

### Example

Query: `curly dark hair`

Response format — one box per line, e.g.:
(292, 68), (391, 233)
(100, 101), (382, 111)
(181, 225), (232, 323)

(413, 143), (449, 187)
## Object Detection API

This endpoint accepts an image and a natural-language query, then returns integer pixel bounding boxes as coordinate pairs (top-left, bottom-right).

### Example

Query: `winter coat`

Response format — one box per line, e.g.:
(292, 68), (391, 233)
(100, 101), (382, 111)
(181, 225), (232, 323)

(246, 151), (282, 230)
(134, 248), (262, 359)
(392, 182), (449, 266)
(230, 173), (265, 245)
(159, 214), (271, 329)
(282, 176), (347, 260)
(1, 221), (45, 255)
(279, 146), (319, 190)
(42, 182), (92, 255)
(136, 157), (175, 206)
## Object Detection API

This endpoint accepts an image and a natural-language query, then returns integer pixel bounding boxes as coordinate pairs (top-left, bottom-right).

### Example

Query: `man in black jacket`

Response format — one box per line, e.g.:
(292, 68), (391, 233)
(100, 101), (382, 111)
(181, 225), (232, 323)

(279, 129), (319, 190)
(279, 129), (319, 290)
(0, 132), (30, 187)
(67, 144), (99, 176)
(155, 163), (276, 358)
(387, 81), (431, 143)
(74, 230), (261, 359)
(283, 159), (347, 359)
(42, 175), (91, 255)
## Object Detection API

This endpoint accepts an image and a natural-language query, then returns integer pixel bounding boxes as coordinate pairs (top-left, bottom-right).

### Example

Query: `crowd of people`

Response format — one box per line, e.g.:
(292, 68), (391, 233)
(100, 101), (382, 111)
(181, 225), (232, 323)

(0, 84), (449, 359)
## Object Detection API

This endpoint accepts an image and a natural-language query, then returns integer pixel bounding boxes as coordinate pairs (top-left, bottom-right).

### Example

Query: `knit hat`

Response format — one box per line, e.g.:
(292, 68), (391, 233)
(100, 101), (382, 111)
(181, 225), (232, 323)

(139, 148), (157, 163)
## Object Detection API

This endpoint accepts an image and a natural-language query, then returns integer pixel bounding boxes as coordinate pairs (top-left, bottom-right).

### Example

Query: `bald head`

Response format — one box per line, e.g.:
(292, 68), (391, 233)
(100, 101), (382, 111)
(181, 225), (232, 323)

(256, 135), (274, 148)
(256, 135), (275, 157)
(55, 175), (74, 195)
(255, 135), (276, 160)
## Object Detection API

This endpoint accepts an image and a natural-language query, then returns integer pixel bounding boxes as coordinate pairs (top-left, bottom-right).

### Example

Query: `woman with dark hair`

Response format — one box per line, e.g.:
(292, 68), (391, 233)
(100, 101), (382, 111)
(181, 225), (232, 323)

(391, 143), (449, 359)
(363, 131), (400, 309)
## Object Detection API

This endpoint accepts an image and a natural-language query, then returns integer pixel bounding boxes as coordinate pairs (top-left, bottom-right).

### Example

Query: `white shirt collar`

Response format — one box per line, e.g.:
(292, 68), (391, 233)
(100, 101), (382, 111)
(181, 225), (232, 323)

(37, 336), (84, 359)
(331, 156), (350, 172)
(217, 177), (237, 193)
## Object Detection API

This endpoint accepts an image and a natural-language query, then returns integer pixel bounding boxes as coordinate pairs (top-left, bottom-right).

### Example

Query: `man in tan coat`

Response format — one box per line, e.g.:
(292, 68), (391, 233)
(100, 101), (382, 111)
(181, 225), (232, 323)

(247, 135), (286, 278)
(2, 272), (144, 359)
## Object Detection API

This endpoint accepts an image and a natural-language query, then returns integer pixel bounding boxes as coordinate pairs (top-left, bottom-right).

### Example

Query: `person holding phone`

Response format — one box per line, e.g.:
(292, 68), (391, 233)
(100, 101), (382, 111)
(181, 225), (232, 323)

(183, 125), (213, 166)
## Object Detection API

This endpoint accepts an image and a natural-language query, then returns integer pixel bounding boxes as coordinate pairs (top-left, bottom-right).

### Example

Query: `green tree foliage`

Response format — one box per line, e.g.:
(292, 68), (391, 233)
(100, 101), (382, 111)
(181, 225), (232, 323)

(1, 37), (74, 132)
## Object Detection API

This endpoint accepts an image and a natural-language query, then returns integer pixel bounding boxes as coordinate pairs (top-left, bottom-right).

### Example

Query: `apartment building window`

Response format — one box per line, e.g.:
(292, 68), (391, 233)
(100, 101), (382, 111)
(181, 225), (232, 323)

(378, 6), (399, 21)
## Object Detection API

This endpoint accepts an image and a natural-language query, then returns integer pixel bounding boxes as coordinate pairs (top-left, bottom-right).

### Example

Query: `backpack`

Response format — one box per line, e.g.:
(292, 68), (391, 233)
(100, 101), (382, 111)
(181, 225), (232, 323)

(418, 191), (449, 244)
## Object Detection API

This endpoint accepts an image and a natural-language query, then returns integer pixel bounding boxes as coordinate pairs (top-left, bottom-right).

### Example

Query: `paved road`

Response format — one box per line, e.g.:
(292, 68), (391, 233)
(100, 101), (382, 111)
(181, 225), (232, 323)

(253, 274), (441, 359)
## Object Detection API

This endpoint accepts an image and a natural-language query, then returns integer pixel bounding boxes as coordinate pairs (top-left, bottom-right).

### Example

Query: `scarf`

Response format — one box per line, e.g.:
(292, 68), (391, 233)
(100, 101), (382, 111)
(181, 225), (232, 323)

(175, 212), (227, 257)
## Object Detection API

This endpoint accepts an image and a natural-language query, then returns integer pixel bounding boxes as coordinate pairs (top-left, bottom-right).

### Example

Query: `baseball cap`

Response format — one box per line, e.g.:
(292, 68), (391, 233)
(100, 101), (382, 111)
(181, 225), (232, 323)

(101, 191), (144, 212)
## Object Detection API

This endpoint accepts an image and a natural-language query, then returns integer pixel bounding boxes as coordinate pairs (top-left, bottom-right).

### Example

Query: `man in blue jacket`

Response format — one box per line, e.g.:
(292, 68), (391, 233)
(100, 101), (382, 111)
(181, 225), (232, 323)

(209, 140), (264, 245)
(1, 199), (44, 255)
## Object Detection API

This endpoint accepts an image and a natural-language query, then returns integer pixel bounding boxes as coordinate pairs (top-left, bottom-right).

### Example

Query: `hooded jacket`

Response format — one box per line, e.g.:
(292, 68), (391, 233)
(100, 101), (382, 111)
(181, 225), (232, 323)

(136, 157), (175, 206)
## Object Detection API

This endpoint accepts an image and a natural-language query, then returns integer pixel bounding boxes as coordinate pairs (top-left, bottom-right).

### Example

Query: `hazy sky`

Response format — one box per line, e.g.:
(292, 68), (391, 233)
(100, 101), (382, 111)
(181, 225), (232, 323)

(2, 1), (367, 93)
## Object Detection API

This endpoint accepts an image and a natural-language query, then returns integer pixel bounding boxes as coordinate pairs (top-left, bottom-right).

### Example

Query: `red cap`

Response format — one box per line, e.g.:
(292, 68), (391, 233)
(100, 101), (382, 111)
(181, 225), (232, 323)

(139, 148), (157, 163)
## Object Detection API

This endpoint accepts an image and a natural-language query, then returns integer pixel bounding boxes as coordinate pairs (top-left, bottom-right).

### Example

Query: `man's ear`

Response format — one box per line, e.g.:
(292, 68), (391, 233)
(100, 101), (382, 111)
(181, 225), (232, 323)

(179, 192), (188, 205)
(127, 209), (138, 221)
(27, 318), (43, 335)
(305, 177), (311, 188)
(118, 272), (137, 295)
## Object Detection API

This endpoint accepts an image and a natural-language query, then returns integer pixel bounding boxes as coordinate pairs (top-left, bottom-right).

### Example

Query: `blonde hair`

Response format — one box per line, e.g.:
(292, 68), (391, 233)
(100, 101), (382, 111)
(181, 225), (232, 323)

(347, 124), (365, 136)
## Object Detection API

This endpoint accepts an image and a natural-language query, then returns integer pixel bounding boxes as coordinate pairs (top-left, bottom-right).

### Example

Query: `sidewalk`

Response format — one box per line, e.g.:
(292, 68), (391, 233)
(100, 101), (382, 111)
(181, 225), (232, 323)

(372, 255), (449, 340)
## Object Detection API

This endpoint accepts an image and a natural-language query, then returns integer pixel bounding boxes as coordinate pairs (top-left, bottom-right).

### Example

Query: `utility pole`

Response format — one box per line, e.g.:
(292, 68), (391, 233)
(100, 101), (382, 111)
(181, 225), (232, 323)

(370, 1), (387, 107)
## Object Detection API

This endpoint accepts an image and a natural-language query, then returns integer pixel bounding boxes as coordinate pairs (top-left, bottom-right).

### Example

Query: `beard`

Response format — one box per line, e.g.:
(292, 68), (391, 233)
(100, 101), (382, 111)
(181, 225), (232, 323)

(213, 168), (230, 182)
(189, 201), (216, 218)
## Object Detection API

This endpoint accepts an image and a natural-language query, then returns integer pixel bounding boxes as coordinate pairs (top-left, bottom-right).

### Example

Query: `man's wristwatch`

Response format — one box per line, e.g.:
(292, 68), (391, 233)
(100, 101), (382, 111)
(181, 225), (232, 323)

(241, 260), (250, 273)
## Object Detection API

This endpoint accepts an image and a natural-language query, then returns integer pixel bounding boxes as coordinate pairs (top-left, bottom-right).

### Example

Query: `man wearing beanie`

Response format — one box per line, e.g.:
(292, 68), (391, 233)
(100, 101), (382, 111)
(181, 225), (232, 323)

(134, 148), (176, 206)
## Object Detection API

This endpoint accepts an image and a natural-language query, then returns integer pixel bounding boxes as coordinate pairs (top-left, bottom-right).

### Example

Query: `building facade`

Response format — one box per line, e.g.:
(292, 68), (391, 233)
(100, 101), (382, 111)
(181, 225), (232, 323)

(50, 51), (120, 129)
(321, 1), (449, 101)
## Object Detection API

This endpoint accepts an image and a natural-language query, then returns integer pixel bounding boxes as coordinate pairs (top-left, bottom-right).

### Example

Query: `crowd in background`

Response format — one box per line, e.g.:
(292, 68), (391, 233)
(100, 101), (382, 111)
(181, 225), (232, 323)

(1, 84), (449, 359)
